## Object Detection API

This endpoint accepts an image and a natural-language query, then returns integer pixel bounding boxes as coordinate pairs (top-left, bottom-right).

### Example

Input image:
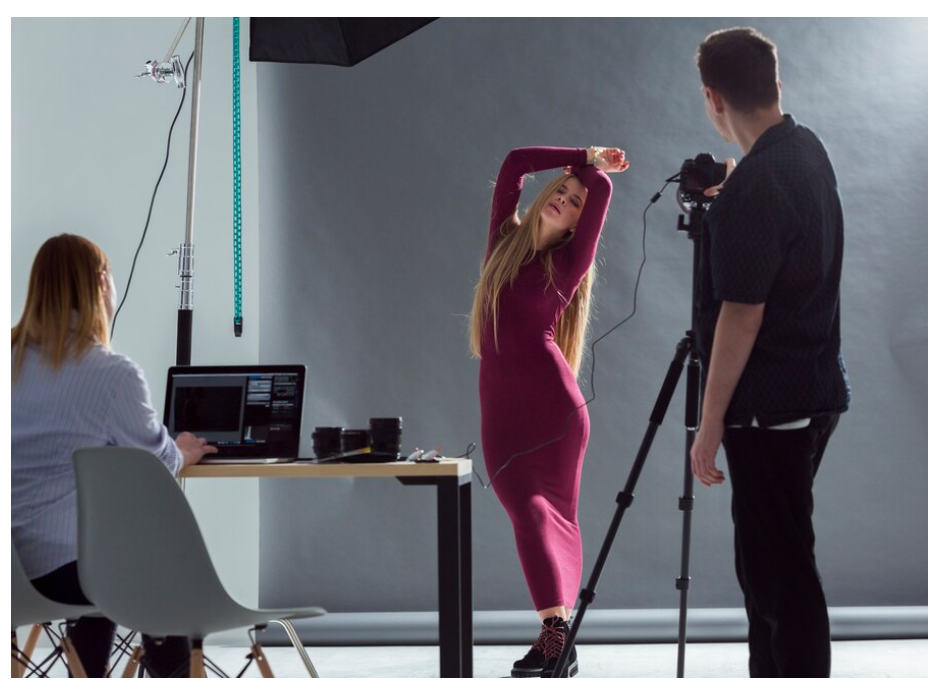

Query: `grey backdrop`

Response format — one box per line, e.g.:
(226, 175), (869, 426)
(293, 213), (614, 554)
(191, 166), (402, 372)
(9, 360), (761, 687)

(256, 18), (927, 613)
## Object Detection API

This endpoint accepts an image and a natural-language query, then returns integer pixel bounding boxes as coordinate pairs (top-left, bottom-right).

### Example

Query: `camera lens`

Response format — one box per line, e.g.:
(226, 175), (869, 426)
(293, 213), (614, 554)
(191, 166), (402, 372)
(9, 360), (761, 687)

(312, 427), (343, 459)
(341, 429), (371, 453)
(370, 417), (402, 458)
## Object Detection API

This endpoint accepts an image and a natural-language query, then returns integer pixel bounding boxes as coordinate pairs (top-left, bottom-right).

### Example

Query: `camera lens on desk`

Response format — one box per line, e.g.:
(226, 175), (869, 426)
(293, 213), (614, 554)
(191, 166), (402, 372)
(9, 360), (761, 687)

(312, 427), (343, 459)
(341, 429), (371, 453)
(369, 417), (402, 458)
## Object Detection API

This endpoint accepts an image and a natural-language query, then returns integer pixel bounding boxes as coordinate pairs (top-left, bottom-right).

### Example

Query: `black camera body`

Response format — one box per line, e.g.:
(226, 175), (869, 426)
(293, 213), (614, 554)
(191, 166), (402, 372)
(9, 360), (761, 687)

(679, 153), (727, 199)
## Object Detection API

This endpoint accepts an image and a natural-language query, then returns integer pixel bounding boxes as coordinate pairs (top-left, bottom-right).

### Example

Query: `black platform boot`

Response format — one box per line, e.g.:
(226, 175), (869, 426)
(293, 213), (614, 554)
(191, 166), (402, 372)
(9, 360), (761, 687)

(540, 616), (579, 678)
(510, 625), (551, 678)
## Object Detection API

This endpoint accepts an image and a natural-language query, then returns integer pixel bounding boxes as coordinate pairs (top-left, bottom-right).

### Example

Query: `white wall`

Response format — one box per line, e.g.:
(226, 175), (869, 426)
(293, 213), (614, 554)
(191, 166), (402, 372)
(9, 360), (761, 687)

(12, 18), (261, 606)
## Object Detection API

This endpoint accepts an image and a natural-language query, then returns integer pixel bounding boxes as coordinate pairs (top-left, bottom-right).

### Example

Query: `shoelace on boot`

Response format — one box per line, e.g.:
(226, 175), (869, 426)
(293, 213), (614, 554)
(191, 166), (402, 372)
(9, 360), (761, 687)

(542, 622), (567, 660)
(533, 623), (554, 652)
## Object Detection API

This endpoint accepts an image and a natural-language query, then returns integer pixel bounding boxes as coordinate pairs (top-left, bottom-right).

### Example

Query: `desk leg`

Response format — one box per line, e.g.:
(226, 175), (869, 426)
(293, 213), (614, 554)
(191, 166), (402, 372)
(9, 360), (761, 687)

(437, 477), (462, 678)
(460, 479), (473, 677)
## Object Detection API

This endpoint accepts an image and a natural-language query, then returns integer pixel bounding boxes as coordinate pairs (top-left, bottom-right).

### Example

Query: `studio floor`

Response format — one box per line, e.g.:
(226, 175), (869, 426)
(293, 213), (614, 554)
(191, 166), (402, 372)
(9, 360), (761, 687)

(30, 639), (927, 678)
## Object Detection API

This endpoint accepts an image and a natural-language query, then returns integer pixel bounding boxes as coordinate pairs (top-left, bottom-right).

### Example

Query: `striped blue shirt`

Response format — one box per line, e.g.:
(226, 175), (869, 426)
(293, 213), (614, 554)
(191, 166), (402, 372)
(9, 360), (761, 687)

(11, 342), (181, 579)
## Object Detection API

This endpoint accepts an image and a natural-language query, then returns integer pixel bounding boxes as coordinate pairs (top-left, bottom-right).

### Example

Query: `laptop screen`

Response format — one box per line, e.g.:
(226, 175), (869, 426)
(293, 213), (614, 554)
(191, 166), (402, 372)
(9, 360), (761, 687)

(164, 365), (306, 459)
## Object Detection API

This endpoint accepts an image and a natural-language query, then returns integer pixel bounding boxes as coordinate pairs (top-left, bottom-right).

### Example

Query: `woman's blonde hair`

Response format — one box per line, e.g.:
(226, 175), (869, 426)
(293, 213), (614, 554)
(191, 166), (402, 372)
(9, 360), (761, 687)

(12, 234), (112, 378)
(470, 173), (596, 375)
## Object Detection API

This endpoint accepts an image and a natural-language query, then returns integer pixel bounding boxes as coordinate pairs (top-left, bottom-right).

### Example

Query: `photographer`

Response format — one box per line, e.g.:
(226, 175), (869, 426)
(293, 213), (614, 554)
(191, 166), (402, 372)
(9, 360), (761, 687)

(689, 28), (851, 677)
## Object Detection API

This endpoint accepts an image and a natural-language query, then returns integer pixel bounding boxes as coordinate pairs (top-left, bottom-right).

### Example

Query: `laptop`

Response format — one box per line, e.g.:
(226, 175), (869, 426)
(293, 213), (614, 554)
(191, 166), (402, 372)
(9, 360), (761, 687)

(164, 365), (306, 464)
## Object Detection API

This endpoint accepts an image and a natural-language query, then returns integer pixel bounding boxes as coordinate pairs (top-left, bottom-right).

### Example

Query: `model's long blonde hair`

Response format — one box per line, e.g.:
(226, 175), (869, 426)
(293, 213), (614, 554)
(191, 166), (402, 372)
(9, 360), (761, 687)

(470, 173), (595, 376)
(12, 234), (112, 379)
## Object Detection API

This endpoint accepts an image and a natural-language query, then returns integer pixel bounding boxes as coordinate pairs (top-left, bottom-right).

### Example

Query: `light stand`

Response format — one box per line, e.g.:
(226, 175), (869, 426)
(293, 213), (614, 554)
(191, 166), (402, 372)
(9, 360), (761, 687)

(138, 17), (204, 365)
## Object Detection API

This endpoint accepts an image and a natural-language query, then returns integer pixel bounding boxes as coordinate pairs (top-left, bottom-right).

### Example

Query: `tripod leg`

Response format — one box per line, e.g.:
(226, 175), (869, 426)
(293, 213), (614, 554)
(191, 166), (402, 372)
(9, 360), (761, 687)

(552, 337), (693, 677)
(676, 348), (701, 677)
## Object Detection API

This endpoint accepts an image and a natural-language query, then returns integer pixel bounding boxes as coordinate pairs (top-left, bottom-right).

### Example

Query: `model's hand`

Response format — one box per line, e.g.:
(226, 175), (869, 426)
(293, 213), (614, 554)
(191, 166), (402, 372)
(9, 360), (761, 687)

(566, 148), (629, 175)
(595, 147), (629, 173)
(705, 158), (737, 197)
(690, 418), (726, 487)
(176, 431), (219, 467)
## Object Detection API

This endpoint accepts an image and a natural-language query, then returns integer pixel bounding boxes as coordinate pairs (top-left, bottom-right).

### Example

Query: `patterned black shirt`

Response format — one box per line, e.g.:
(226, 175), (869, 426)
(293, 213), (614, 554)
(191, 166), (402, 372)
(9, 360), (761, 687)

(696, 115), (851, 427)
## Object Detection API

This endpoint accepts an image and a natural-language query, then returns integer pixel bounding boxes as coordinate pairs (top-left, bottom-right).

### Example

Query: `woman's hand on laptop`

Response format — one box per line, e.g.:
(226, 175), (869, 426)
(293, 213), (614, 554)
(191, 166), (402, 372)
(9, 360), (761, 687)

(176, 432), (219, 467)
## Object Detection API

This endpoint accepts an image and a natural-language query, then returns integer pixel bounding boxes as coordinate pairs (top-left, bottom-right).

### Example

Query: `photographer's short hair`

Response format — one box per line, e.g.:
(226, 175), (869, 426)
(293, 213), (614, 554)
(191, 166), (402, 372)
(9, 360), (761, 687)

(697, 27), (780, 112)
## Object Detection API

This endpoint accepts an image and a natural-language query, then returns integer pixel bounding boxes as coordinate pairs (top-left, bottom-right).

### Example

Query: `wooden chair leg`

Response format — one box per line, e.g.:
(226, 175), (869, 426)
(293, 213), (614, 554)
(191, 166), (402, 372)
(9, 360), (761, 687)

(122, 645), (145, 678)
(61, 637), (88, 678)
(252, 643), (274, 678)
(190, 643), (206, 678)
(22, 624), (42, 664)
(12, 633), (27, 679)
(11, 624), (44, 679)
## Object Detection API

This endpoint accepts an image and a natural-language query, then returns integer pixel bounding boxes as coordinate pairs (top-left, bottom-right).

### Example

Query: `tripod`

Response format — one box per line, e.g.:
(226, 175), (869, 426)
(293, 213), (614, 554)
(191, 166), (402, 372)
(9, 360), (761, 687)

(552, 199), (708, 678)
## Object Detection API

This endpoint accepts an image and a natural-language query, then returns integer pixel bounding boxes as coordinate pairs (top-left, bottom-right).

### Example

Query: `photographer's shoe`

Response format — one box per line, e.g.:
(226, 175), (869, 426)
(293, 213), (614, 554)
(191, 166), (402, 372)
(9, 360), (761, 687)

(540, 616), (579, 678)
(510, 625), (551, 678)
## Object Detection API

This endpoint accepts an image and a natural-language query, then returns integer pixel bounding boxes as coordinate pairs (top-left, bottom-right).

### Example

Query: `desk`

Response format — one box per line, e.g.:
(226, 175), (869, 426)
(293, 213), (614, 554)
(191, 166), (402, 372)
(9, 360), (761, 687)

(181, 460), (473, 678)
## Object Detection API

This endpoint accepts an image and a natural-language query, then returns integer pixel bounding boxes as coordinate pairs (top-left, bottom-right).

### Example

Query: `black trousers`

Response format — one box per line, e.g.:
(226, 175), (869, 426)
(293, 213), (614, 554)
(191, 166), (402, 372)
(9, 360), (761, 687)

(30, 562), (191, 678)
(722, 414), (839, 678)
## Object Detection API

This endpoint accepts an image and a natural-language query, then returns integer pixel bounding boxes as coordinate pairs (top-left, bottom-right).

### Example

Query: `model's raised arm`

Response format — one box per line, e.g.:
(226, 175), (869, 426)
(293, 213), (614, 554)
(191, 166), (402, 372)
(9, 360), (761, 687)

(560, 164), (614, 287)
(488, 147), (588, 257)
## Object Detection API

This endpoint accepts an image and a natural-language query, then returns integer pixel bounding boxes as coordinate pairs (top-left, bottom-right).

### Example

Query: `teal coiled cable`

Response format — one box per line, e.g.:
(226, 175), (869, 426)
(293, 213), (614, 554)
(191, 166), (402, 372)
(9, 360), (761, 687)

(233, 17), (244, 337)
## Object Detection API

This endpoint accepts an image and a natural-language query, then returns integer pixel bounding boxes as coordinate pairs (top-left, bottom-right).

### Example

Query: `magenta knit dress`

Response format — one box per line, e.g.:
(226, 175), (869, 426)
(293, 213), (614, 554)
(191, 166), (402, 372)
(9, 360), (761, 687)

(479, 147), (612, 610)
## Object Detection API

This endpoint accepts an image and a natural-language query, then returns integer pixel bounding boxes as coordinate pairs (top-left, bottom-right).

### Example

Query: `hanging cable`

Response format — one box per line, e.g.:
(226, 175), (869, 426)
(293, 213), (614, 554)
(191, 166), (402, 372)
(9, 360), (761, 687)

(112, 52), (194, 342)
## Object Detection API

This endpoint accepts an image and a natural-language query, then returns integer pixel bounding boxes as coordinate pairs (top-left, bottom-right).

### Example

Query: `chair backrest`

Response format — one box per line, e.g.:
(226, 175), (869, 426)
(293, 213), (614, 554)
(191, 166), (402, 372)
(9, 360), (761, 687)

(11, 543), (95, 630)
(72, 447), (238, 638)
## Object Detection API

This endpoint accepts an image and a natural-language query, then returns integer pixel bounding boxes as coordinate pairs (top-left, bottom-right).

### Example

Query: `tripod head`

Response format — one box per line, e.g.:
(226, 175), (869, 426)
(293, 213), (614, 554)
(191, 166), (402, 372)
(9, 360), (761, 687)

(676, 190), (709, 239)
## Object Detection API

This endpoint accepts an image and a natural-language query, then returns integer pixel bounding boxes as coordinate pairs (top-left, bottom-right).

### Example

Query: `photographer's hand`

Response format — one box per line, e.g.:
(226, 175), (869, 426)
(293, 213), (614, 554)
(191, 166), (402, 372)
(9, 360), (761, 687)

(690, 300), (765, 487)
(691, 418), (725, 486)
(705, 158), (737, 197)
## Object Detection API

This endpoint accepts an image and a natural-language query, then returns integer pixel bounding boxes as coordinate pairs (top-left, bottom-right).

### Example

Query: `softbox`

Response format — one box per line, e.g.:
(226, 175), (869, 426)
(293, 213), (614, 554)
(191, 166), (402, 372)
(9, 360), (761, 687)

(249, 18), (436, 66)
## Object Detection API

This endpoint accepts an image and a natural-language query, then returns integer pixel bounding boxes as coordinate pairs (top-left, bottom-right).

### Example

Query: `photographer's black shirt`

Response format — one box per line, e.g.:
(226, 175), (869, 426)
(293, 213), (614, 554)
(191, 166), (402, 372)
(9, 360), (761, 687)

(697, 115), (851, 427)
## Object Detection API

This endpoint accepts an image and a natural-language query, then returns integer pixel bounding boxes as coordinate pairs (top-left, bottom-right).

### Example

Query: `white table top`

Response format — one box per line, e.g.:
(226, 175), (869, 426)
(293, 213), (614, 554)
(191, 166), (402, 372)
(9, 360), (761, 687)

(180, 458), (472, 479)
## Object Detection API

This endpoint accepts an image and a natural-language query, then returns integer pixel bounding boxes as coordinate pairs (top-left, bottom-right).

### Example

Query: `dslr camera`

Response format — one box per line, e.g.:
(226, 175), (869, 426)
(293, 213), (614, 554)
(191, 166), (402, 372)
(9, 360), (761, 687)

(678, 153), (728, 205)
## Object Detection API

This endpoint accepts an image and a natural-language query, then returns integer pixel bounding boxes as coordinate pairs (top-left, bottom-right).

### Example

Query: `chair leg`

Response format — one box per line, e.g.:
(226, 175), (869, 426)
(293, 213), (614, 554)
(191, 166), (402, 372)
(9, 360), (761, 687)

(122, 645), (145, 678)
(272, 619), (319, 678)
(22, 624), (42, 664)
(12, 634), (26, 679)
(61, 637), (88, 678)
(11, 625), (44, 678)
(251, 643), (274, 678)
(249, 642), (275, 678)
(190, 641), (206, 678)
(107, 628), (139, 676)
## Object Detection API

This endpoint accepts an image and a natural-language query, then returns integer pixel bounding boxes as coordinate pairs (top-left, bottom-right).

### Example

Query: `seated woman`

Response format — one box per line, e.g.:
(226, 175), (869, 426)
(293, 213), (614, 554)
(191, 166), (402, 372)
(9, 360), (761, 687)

(11, 234), (217, 677)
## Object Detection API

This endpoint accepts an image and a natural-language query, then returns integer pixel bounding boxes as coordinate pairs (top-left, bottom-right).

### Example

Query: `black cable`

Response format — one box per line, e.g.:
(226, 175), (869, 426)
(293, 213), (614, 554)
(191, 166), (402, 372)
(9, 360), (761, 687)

(111, 52), (194, 341)
(476, 176), (677, 490)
